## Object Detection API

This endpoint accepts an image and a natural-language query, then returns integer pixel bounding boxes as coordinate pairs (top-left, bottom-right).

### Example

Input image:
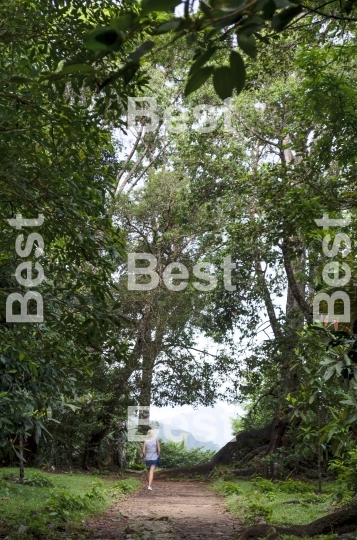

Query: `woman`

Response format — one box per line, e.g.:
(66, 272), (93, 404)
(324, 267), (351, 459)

(142, 429), (160, 490)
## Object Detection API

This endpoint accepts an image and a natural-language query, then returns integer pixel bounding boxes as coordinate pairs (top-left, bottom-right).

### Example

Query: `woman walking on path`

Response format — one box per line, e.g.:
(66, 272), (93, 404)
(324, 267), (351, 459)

(142, 429), (160, 491)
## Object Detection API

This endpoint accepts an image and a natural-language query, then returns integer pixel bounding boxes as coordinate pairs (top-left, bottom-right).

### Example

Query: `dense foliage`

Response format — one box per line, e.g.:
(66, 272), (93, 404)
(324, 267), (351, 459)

(159, 439), (215, 469)
(2, 2), (357, 513)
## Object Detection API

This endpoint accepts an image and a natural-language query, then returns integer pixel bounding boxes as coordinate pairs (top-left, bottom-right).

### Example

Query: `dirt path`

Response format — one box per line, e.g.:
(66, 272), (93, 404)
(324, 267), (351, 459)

(86, 479), (244, 540)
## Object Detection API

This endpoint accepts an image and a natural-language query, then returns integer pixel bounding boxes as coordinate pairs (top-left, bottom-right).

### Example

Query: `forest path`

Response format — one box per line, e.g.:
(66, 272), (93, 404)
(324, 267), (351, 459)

(86, 479), (244, 540)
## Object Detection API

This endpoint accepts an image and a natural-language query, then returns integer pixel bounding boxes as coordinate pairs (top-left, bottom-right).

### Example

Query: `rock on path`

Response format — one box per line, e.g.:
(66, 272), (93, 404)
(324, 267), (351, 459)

(86, 480), (244, 540)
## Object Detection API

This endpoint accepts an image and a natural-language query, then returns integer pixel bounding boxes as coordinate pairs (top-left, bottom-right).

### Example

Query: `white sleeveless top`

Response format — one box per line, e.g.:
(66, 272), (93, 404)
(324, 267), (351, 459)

(145, 439), (158, 460)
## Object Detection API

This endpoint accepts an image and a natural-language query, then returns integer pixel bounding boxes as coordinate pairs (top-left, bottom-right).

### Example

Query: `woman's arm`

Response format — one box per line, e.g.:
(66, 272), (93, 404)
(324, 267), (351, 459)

(142, 442), (146, 457)
(157, 440), (161, 456)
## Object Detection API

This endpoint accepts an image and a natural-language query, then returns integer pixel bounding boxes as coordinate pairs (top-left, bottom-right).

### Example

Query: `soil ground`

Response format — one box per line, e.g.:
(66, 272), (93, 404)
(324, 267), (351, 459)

(86, 479), (244, 539)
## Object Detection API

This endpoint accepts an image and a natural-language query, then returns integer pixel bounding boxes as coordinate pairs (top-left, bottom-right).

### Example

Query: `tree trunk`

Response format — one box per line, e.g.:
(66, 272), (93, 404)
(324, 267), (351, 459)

(117, 421), (127, 469)
(213, 422), (274, 465)
(50, 423), (58, 468)
(118, 442), (127, 469)
(19, 434), (25, 483)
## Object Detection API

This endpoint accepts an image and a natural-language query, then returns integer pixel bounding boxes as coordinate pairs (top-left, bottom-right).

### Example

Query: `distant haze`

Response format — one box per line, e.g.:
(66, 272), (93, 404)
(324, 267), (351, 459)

(157, 424), (220, 452)
(150, 403), (243, 450)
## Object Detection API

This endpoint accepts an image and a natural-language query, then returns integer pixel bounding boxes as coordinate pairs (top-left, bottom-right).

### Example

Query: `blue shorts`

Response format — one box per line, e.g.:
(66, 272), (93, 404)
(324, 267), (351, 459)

(145, 460), (157, 468)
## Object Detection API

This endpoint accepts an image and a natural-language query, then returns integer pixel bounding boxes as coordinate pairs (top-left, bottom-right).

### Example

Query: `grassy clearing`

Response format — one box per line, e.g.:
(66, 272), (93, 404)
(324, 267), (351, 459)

(212, 477), (349, 540)
(0, 467), (141, 539)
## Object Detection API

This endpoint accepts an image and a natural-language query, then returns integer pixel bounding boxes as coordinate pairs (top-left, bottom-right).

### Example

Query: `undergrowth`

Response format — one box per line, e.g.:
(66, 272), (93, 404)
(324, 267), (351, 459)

(213, 476), (336, 530)
(0, 468), (141, 539)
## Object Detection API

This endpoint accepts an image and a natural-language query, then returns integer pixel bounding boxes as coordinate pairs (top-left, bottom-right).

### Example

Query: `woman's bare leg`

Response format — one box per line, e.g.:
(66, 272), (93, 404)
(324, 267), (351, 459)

(148, 465), (155, 487)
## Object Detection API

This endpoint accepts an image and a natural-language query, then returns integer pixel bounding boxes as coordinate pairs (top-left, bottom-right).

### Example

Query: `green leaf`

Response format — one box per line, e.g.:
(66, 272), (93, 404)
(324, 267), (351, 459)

(213, 66), (235, 99)
(129, 41), (155, 63)
(238, 15), (264, 35)
(274, 0), (290, 7)
(324, 365), (335, 381)
(141, 0), (181, 16)
(211, 0), (246, 10)
(271, 5), (302, 31)
(262, 0), (276, 18)
(59, 63), (95, 75)
(84, 27), (123, 51)
(348, 350), (357, 363)
(331, 330), (351, 338)
(335, 361), (343, 375)
(200, 1), (213, 15)
(340, 399), (355, 406)
(153, 19), (182, 34)
(186, 33), (197, 45)
(123, 64), (140, 84)
(110, 14), (135, 32)
(212, 11), (244, 27)
(9, 76), (31, 84)
(346, 412), (357, 424)
(344, 1), (354, 14)
(63, 403), (78, 412)
(230, 50), (246, 94)
(237, 32), (257, 58)
(321, 357), (337, 365)
(189, 47), (217, 76)
(184, 66), (214, 96)
(100, 63), (138, 89)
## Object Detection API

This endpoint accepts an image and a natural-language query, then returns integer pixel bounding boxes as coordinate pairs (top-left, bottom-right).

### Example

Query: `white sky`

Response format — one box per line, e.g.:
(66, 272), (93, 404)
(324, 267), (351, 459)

(150, 402), (243, 448)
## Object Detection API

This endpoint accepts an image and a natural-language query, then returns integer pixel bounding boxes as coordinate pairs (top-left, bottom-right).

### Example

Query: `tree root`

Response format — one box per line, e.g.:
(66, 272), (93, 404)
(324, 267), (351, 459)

(238, 445), (269, 466)
(231, 467), (257, 477)
(211, 422), (274, 466)
(238, 499), (357, 539)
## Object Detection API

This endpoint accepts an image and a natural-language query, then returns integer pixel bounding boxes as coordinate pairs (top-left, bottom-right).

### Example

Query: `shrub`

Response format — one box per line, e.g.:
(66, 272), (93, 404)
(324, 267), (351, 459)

(276, 479), (314, 493)
(251, 477), (314, 494)
(301, 493), (328, 504)
(27, 518), (48, 536)
(0, 471), (54, 487)
(329, 449), (357, 497)
(24, 472), (54, 487)
(113, 478), (140, 494)
(0, 472), (16, 480)
(46, 490), (89, 520)
(222, 481), (242, 496)
(245, 502), (273, 524)
(46, 485), (106, 521)
(252, 477), (276, 493)
(84, 484), (107, 501)
(0, 479), (10, 496)
(129, 462), (145, 470)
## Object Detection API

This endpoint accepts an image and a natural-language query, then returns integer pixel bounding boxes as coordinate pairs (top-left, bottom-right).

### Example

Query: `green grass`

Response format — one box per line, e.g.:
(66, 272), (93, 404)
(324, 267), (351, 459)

(212, 477), (341, 540)
(0, 467), (141, 538)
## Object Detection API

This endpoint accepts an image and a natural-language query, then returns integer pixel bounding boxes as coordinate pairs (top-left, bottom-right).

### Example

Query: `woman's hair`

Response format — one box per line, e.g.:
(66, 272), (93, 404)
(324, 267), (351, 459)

(146, 429), (155, 439)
